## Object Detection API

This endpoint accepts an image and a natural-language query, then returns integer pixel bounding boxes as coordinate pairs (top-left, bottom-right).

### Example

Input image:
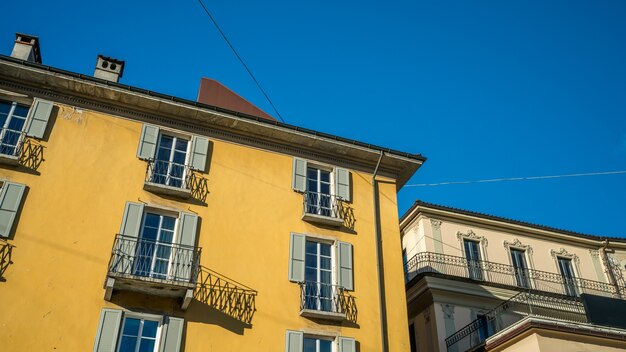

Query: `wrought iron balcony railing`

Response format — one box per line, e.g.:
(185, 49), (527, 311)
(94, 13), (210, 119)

(303, 191), (342, 218)
(299, 281), (357, 321)
(107, 234), (201, 285)
(144, 160), (209, 201)
(445, 292), (588, 352)
(0, 128), (25, 159)
(405, 252), (626, 299)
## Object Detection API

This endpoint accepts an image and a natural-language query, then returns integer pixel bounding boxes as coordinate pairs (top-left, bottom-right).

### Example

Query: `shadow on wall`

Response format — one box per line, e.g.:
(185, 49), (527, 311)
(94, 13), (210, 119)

(0, 240), (13, 281)
(186, 266), (257, 334)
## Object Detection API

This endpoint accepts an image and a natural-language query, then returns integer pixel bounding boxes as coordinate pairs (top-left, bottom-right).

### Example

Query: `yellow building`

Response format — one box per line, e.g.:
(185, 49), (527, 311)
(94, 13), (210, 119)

(0, 33), (425, 352)
(401, 201), (626, 352)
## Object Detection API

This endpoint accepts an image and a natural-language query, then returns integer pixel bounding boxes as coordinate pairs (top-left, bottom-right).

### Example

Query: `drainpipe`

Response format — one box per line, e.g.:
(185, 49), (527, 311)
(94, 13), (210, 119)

(601, 239), (622, 299)
(372, 151), (389, 352)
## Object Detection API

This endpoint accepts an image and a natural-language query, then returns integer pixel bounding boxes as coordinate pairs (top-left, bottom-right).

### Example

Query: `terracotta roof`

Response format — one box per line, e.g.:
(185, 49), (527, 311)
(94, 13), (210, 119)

(401, 200), (626, 242)
(196, 78), (275, 121)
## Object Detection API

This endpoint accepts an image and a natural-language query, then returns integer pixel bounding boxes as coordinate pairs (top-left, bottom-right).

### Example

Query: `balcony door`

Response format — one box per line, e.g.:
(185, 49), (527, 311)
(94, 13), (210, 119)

(304, 240), (333, 312)
(306, 167), (332, 216)
(134, 213), (176, 280)
(558, 257), (577, 296)
(153, 134), (189, 188)
(0, 101), (28, 156)
(510, 249), (530, 288)
(464, 240), (483, 280)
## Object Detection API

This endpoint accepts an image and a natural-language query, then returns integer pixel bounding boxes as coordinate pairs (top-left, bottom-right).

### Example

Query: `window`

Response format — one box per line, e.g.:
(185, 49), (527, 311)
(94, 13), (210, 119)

(285, 331), (355, 352)
(558, 257), (577, 296)
(118, 316), (161, 352)
(0, 101), (29, 156)
(306, 167), (333, 216)
(304, 337), (333, 352)
(463, 239), (483, 280)
(476, 314), (495, 342)
(510, 249), (530, 288)
(409, 323), (417, 352)
(93, 309), (184, 352)
(134, 212), (177, 280)
(304, 240), (334, 312)
(152, 134), (189, 188)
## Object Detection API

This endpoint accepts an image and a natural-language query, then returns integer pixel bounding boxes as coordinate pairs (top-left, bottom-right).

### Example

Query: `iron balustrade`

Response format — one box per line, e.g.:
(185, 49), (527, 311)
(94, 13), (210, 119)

(303, 191), (342, 219)
(145, 160), (194, 190)
(445, 292), (588, 352)
(108, 234), (201, 285)
(405, 252), (626, 299)
(299, 281), (356, 321)
(0, 128), (25, 158)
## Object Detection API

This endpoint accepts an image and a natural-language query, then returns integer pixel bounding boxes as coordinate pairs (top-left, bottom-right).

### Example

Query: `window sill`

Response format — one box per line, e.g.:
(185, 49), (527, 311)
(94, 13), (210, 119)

(0, 153), (20, 166)
(300, 308), (346, 321)
(144, 181), (191, 199)
(302, 212), (343, 227)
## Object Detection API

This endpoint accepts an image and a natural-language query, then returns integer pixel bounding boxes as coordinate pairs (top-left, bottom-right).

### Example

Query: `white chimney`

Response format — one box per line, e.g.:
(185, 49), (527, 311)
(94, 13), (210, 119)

(11, 33), (41, 63)
(94, 55), (125, 82)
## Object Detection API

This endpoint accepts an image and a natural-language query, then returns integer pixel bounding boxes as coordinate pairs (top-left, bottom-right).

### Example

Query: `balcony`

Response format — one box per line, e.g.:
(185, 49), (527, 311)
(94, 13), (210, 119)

(445, 291), (588, 352)
(0, 129), (25, 165)
(105, 235), (201, 306)
(302, 191), (345, 227)
(405, 252), (626, 299)
(143, 160), (209, 202)
(299, 281), (357, 322)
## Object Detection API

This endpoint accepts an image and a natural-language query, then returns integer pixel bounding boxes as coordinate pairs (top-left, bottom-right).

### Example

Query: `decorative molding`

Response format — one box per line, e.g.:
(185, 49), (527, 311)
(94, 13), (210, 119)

(430, 219), (442, 229)
(442, 304), (455, 320)
(589, 249), (600, 258)
(457, 230), (489, 247)
(550, 248), (580, 265)
(503, 238), (533, 255)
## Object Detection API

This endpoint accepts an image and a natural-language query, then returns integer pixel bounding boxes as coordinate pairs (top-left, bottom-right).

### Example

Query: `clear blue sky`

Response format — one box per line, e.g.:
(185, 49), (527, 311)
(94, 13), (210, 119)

(2, 0), (625, 237)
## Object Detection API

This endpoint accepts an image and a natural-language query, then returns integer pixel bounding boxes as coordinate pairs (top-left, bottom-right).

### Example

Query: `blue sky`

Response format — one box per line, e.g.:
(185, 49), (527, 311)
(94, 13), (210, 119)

(1, 0), (625, 237)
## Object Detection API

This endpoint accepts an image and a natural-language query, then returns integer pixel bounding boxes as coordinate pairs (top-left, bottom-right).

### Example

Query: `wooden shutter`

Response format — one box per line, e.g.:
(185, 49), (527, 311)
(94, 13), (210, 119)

(0, 181), (26, 237)
(159, 316), (184, 352)
(25, 99), (54, 139)
(189, 136), (209, 172)
(337, 241), (354, 290)
(136, 124), (159, 160)
(335, 167), (351, 202)
(285, 330), (303, 352)
(292, 158), (307, 192)
(338, 337), (356, 352)
(115, 202), (144, 275)
(174, 212), (199, 281)
(93, 309), (123, 352)
(288, 233), (306, 282)
(119, 202), (144, 238)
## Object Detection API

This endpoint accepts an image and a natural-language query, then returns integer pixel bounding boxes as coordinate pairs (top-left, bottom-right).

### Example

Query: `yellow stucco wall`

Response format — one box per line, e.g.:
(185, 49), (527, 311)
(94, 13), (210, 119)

(0, 102), (410, 351)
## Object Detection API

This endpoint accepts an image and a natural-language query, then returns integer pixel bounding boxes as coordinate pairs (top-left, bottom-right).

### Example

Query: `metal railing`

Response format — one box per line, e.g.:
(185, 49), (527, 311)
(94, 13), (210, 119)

(303, 191), (342, 219)
(299, 281), (356, 320)
(405, 252), (626, 299)
(445, 292), (588, 351)
(108, 235), (201, 285)
(0, 128), (25, 158)
(145, 160), (194, 190)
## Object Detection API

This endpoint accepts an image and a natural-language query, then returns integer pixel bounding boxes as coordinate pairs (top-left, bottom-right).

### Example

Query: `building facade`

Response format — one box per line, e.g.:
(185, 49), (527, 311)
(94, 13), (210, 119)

(0, 33), (425, 352)
(402, 201), (626, 352)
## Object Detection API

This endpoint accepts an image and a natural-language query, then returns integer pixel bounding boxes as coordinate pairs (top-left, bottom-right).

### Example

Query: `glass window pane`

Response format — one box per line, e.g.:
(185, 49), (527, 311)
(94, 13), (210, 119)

(305, 270), (317, 282)
(320, 257), (331, 270)
(0, 102), (11, 115)
(306, 254), (317, 268)
(161, 216), (176, 231)
(13, 105), (29, 117)
(173, 151), (186, 164)
(156, 148), (171, 161)
(144, 214), (160, 228)
(175, 139), (188, 152)
(319, 340), (332, 352)
(303, 338), (316, 352)
(320, 244), (331, 256)
(119, 336), (138, 352)
(142, 320), (158, 338)
(138, 338), (156, 352)
(320, 171), (330, 182)
(123, 318), (140, 336)
(320, 271), (331, 284)
(141, 227), (158, 241)
(159, 135), (173, 149)
(7, 116), (25, 131)
(306, 241), (317, 255)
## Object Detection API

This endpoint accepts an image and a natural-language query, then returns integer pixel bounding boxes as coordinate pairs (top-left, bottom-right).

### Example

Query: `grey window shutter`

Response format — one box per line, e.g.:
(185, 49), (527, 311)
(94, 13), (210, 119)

(289, 233), (306, 282)
(189, 136), (209, 172)
(292, 158), (307, 192)
(335, 167), (351, 202)
(285, 330), (303, 352)
(25, 99), (54, 139)
(136, 124), (159, 160)
(174, 212), (199, 281)
(93, 308), (123, 352)
(337, 241), (354, 290)
(159, 316), (184, 352)
(119, 202), (144, 238)
(338, 337), (356, 352)
(0, 181), (26, 237)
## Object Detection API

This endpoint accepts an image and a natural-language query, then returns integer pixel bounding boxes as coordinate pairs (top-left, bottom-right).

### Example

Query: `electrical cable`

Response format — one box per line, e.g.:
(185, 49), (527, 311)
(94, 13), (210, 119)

(195, 0), (285, 123)
(405, 170), (626, 187)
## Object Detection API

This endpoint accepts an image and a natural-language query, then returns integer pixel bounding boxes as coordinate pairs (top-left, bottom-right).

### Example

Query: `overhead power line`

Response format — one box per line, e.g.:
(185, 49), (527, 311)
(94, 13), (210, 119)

(195, 0), (285, 123)
(405, 170), (626, 187)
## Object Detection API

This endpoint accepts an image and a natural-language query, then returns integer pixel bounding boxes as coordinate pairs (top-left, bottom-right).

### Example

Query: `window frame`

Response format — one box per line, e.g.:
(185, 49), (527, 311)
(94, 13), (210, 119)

(153, 131), (192, 187)
(0, 100), (29, 156)
(117, 312), (163, 352)
(303, 236), (338, 312)
(134, 207), (181, 280)
(303, 334), (336, 352)
(503, 238), (535, 289)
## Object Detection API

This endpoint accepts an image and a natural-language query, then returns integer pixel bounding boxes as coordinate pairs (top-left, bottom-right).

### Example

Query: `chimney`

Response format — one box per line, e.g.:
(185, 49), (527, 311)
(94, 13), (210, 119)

(11, 33), (42, 63)
(94, 55), (125, 82)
